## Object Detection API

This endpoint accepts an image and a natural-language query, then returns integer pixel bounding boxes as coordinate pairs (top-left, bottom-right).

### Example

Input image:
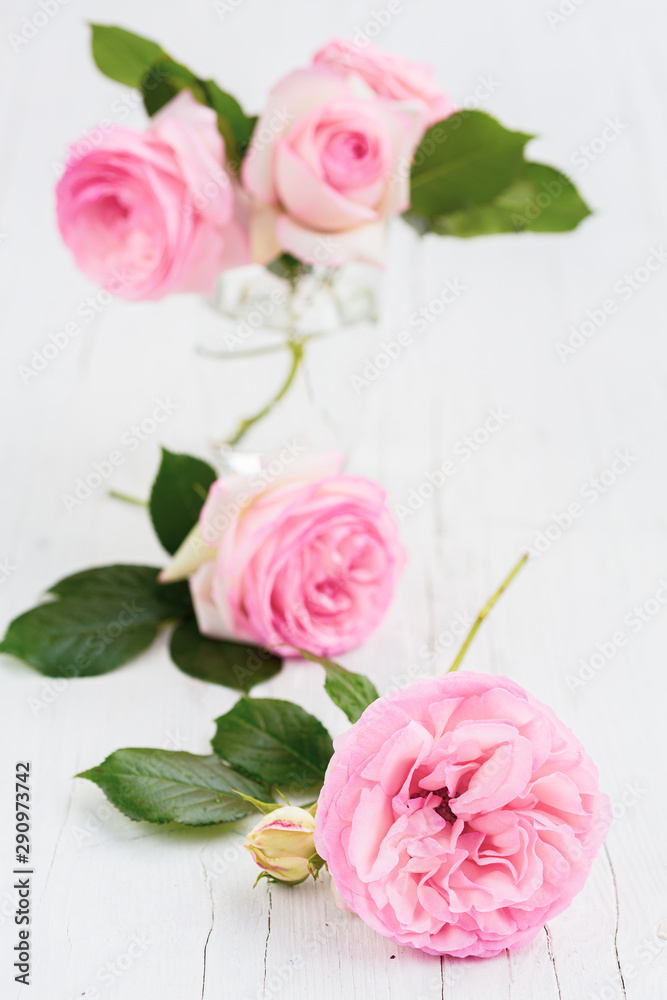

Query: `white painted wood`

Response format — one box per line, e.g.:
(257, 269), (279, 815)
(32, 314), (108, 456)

(1, 0), (667, 996)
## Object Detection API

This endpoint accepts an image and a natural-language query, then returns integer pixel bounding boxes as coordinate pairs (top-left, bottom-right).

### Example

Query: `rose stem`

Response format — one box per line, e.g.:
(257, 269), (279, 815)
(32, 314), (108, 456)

(448, 553), (530, 673)
(225, 339), (304, 447)
(108, 490), (148, 507)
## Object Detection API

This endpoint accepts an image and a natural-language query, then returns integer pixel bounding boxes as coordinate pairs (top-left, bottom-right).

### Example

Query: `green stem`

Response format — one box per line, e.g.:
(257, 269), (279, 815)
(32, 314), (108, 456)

(226, 339), (304, 447)
(108, 489), (148, 507)
(448, 553), (529, 673)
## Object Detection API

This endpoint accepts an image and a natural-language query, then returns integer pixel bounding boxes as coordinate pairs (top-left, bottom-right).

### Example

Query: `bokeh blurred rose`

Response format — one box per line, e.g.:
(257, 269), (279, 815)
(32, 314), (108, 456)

(56, 91), (249, 300)
(314, 39), (453, 128)
(242, 66), (423, 266)
(180, 452), (405, 656)
(315, 672), (611, 958)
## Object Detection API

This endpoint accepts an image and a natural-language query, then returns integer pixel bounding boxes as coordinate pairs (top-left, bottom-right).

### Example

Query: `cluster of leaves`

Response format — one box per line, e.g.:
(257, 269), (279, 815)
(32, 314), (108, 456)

(90, 24), (255, 171)
(79, 654), (379, 828)
(406, 110), (591, 236)
(0, 444), (383, 826)
(91, 25), (589, 241)
(0, 450), (281, 692)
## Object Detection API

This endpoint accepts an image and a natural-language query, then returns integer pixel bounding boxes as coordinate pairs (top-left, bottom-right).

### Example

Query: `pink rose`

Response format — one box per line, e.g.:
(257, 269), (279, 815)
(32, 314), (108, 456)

(185, 453), (405, 656)
(315, 672), (611, 958)
(56, 92), (249, 300)
(314, 39), (453, 128)
(241, 67), (423, 266)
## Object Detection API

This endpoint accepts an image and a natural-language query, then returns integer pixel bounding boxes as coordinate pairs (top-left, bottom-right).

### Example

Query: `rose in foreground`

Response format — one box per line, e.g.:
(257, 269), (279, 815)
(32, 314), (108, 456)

(315, 671), (611, 957)
(56, 92), (249, 300)
(313, 39), (453, 128)
(242, 66), (423, 266)
(245, 806), (317, 884)
(161, 452), (405, 656)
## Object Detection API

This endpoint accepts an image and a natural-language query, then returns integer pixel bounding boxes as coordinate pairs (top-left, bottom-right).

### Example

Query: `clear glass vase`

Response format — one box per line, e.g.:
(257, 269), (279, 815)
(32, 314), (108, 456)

(192, 263), (383, 459)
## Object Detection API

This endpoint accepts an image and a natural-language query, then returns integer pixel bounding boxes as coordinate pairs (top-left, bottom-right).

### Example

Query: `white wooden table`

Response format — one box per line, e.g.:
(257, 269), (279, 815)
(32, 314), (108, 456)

(2, 1), (666, 997)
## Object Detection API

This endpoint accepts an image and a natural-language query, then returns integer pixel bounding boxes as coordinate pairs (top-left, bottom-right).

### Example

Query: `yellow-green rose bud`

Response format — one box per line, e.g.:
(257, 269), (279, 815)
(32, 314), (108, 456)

(245, 806), (317, 885)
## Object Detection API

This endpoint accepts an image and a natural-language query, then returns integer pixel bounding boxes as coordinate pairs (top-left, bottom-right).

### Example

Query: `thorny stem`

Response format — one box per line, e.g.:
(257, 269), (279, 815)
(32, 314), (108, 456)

(225, 339), (304, 447)
(448, 553), (530, 673)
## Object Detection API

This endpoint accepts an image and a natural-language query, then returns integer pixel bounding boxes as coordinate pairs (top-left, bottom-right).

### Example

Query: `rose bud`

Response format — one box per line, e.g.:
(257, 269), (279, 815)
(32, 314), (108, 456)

(313, 39), (454, 129)
(245, 806), (317, 885)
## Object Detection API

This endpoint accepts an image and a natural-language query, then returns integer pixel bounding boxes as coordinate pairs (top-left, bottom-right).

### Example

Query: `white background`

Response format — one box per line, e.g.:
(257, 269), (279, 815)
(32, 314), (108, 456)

(1, 1), (666, 998)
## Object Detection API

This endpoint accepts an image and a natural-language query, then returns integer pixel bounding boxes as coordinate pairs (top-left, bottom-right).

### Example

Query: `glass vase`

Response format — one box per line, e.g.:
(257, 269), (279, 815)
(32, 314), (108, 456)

(192, 263), (383, 460)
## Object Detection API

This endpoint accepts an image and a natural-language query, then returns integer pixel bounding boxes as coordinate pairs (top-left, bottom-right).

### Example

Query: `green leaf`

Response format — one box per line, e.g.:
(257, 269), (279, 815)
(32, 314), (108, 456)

(90, 24), (165, 88)
(200, 80), (256, 169)
(149, 449), (217, 555)
(308, 852), (326, 879)
(409, 111), (532, 221)
(299, 649), (379, 724)
(0, 565), (191, 678)
(170, 618), (282, 692)
(90, 25), (255, 171)
(141, 58), (207, 117)
(266, 252), (311, 286)
(424, 162), (591, 237)
(212, 699), (334, 790)
(497, 162), (591, 233)
(138, 67), (255, 171)
(78, 749), (268, 825)
(49, 565), (192, 617)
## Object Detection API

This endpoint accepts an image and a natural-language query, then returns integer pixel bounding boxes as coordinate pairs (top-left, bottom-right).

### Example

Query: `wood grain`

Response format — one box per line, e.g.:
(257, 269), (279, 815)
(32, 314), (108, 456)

(1, 1), (666, 997)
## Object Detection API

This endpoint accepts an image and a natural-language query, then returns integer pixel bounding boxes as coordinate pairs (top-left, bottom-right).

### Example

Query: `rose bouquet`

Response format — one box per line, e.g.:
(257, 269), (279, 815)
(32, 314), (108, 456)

(58, 26), (590, 287)
(67, 555), (611, 959)
(53, 25), (591, 443)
